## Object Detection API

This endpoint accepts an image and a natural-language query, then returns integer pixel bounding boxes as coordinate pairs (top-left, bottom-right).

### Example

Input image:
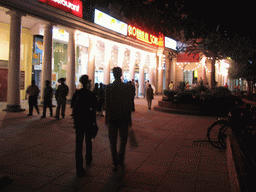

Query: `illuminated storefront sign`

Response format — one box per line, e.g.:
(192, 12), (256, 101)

(165, 37), (177, 50)
(128, 25), (159, 46)
(38, 0), (83, 18)
(94, 9), (127, 36)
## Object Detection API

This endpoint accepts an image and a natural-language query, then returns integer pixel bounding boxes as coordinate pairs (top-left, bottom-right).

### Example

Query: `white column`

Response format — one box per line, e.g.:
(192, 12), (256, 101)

(66, 29), (76, 101)
(149, 53), (155, 86)
(5, 11), (25, 112)
(88, 36), (96, 90)
(104, 41), (111, 85)
(129, 48), (136, 81)
(157, 54), (163, 94)
(139, 52), (146, 96)
(40, 23), (53, 102)
(170, 57), (176, 89)
(118, 45), (124, 68)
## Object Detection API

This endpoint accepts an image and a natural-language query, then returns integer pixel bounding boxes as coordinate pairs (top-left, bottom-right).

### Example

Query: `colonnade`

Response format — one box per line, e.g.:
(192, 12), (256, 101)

(4, 10), (166, 112)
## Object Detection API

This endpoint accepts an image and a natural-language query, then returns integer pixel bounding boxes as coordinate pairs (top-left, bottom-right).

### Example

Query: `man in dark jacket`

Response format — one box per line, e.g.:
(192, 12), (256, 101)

(105, 67), (134, 172)
(71, 75), (98, 177)
(25, 80), (40, 116)
(41, 80), (53, 118)
(55, 78), (69, 119)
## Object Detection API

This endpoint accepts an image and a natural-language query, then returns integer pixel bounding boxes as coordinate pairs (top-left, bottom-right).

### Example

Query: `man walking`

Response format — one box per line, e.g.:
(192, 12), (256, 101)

(41, 80), (53, 118)
(105, 67), (133, 172)
(26, 80), (40, 116)
(71, 75), (98, 177)
(55, 78), (69, 119)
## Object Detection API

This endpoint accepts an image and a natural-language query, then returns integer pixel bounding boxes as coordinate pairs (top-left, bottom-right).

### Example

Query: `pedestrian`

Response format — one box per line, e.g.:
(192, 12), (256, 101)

(128, 81), (135, 112)
(41, 80), (53, 118)
(97, 83), (105, 117)
(92, 83), (98, 96)
(135, 80), (139, 98)
(224, 83), (228, 88)
(105, 67), (133, 172)
(25, 80), (40, 116)
(146, 84), (154, 110)
(71, 75), (98, 177)
(55, 78), (69, 119)
(185, 82), (190, 89)
(144, 80), (149, 98)
(169, 81), (174, 90)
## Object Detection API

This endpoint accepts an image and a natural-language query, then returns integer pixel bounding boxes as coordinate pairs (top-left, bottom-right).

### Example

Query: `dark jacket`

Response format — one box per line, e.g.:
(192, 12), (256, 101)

(105, 80), (134, 125)
(55, 84), (69, 99)
(44, 85), (53, 100)
(71, 88), (98, 126)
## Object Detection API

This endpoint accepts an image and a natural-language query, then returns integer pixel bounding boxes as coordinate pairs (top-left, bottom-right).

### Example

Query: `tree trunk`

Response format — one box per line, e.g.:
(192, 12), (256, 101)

(211, 55), (216, 89)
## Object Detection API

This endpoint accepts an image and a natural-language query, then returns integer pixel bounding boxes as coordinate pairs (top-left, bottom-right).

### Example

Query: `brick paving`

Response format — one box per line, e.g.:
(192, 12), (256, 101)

(0, 96), (231, 191)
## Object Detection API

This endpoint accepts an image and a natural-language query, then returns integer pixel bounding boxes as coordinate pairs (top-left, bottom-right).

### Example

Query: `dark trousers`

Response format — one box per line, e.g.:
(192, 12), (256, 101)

(56, 97), (66, 117)
(42, 98), (52, 116)
(108, 122), (129, 165)
(131, 98), (135, 111)
(147, 98), (152, 109)
(28, 96), (39, 115)
(75, 127), (93, 170)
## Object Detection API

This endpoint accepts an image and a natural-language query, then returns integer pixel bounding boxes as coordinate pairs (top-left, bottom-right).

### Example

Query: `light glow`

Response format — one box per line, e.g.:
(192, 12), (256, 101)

(128, 25), (159, 46)
(94, 9), (127, 36)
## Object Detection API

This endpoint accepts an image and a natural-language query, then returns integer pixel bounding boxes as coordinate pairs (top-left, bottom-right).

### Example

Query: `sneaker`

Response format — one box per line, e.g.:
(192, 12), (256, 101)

(54, 116), (59, 119)
(27, 114), (32, 116)
(41, 116), (46, 119)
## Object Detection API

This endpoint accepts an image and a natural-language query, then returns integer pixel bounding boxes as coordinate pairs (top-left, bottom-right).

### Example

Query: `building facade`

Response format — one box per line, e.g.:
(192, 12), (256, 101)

(0, 0), (230, 111)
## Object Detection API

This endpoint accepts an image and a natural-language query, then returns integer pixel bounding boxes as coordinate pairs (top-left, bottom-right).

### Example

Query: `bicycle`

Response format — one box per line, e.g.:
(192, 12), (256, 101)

(207, 102), (256, 149)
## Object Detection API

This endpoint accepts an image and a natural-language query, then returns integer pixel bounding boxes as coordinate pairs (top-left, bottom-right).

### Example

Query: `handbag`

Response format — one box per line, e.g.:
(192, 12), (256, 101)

(92, 122), (99, 139)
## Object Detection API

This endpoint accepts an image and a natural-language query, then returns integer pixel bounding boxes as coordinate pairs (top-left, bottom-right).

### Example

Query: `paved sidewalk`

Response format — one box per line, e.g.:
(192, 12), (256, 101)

(0, 96), (231, 191)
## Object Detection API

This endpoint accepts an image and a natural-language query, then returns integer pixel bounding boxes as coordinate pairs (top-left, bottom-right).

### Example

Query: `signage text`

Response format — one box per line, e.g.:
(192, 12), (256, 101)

(128, 25), (159, 46)
(38, 0), (83, 18)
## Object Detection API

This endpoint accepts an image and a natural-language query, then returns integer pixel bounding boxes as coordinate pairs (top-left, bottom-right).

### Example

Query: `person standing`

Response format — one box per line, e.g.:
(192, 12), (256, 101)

(97, 83), (105, 117)
(135, 80), (139, 98)
(41, 80), (53, 118)
(71, 75), (98, 177)
(128, 81), (135, 112)
(25, 80), (40, 116)
(169, 81), (174, 90)
(105, 67), (133, 172)
(55, 78), (69, 119)
(146, 84), (154, 110)
(144, 80), (149, 98)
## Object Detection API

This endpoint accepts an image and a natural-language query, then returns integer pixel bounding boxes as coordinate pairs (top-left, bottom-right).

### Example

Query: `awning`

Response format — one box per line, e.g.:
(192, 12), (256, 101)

(177, 53), (200, 62)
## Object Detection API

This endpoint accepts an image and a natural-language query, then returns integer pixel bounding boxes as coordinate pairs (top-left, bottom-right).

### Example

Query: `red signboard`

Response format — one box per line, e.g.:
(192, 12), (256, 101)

(38, 0), (83, 18)
(177, 53), (200, 62)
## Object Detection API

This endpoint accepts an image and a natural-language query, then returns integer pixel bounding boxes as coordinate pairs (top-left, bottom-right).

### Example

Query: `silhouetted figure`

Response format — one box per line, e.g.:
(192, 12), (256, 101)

(97, 83), (105, 117)
(92, 83), (98, 96)
(55, 78), (69, 119)
(146, 84), (154, 110)
(135, 80), (139, 98)
(71, 75), (98, 177)
(128, 81), (135, 112)
(144, 80), (149, 98)
(26, 80), (40, 116)
(105, 67), (134, 172)
(41, 80), (53, 118)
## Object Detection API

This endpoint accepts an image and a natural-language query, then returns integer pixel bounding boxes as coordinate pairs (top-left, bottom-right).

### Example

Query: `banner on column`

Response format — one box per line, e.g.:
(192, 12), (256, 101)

(20, 71), (25, 90)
